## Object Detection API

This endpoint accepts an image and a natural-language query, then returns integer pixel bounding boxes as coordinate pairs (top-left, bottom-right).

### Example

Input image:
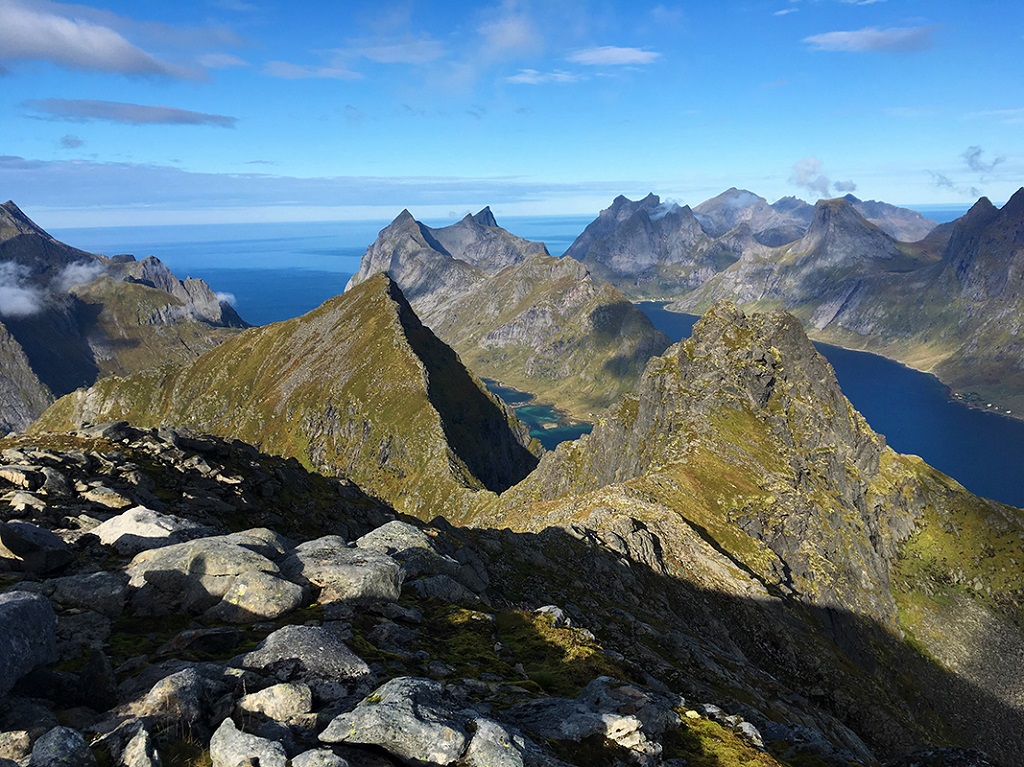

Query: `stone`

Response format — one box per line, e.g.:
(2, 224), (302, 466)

(79, 486), (133, 510)
(0, 731), (31, 762)
(140, 668), (206, 730)
(462, 719), (527, 767)
(90, 506), (207, 555)
(238, 683), (313, 722)
(319, 677), (468, 766)
(209, 718), (287, 767)
(280, 537), (403, 604)
(218, 528), (291, 561)
(0, 521), (74, 573)
(51, 571), (128, 618)
(204, 569), (304, 623)
(357, 521), (460, 579)
(56, 611), (112, 662)
(29, 727), (95, 767)
(290, 749), (349, 767)
(407, 575), (479, 605)
(534, 605), (572, 628)
(120, 726), (160, 767)
(9, 492), (46, 513)
(0, 466), (44, 490)
(127, 537), (280, 615)
(238, 625), (370, 682)
(0, 591), (57, 696)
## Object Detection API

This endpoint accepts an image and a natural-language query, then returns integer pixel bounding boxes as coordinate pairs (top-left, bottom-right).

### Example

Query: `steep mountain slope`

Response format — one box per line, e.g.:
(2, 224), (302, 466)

(484, 300), (1024, 763)
(33, 274), (539, 519)
(677, 190), (1024, 413)
(348, 209), (671, 418)
(0, 321), (51, 433)
(694, 188), (812, 246)
(563, 193), (738, 298)
(842, 194), (937, 242)
(0, 202), (245, 429)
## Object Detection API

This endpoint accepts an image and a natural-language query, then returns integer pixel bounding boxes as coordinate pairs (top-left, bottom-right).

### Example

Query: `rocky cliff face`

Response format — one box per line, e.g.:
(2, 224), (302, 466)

(0, 322), (52, 434)
(563, 193), (738, 298)
(694, 188), (812, 247)
(33, 274), (539, 520)
(348, 208), (671, 418)
(841, 194), (937, 242)
(0, 202), (246, 430)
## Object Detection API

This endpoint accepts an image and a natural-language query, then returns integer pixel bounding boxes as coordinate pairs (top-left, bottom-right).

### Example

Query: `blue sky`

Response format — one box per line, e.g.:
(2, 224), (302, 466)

(1, 0), (1022, 227)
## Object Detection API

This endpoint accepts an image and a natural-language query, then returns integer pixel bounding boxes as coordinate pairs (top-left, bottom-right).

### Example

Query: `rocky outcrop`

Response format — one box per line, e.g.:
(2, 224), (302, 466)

(0, 591), (57, 695)
(33, 275), (539, 520)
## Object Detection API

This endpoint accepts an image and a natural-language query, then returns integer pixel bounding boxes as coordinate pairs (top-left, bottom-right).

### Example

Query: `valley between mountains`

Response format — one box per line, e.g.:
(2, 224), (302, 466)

(1, 194), (1023, 767)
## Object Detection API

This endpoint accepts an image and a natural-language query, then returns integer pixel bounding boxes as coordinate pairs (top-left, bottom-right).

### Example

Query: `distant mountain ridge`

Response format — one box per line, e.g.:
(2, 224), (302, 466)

(347, 207), (671, 417)
(0, 201), (246, 431)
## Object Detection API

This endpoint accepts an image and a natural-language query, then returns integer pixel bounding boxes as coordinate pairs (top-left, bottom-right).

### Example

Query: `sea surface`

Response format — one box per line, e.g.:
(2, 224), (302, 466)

(52, 202), (1024, 507)
(639, 302), (1024, 508)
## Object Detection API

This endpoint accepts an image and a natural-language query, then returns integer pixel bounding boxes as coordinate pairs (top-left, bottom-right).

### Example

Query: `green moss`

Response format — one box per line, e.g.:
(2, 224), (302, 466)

(548, 734), (634, 767)
(662, 718), (786, 766)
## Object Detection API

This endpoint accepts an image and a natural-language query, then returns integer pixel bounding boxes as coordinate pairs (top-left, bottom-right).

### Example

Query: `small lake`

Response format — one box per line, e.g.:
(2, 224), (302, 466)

(639, 302), (1024, 508)
(482, 379), (592, 451)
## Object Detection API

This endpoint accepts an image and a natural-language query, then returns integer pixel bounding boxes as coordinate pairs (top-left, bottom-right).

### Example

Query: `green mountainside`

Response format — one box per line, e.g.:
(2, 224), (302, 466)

(33, 274), (539, 520)
(0, 201), (246, 430)
(673, 190), (1024, 413)
(347, 208), (671, 418)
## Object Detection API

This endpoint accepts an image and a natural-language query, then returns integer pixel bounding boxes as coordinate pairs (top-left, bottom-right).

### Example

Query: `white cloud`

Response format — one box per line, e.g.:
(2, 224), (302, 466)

(352, 37), (445, 65)
(0, 262), (44, 317)
(53, 261), (106, 291)
(967, 107), (1024, 126)
(478, 12), (542, 57)
(774, 8), (798, 16)
(0, 0), (186, 77)
(197, 52), (248, 68)
(505, 68), (579, 85)
(215, 291), (236, 305)
(25, 98), (237, 127)
(803, 25), (936, 53)
(566, 46), (660, 66)
(790, 157), (832, 199)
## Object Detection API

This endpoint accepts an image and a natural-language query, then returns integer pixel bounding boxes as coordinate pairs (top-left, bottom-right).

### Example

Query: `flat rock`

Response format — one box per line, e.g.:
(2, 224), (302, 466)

(90, 506), (208, 555)
(357, 521), (460, 579)
(0, 591), (57, 696)
(291, 749), (350, 767)
(319, 677), (467, 766)
(462, 718), (528, 767)
(238, 625), (370, 682)
(205, 569), (304, 623)
(28, 727), (95, 767)
(51, 571), (128, 618)
(238, 682), (313, 722)
(280, 537), (402, 604)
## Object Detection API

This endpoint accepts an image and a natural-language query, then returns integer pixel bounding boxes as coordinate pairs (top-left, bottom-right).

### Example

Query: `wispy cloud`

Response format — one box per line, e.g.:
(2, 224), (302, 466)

(567, 46), (660, 66)
(478, 10), (543, 58)
(263, 60), (361, 80)
(197, 52), (248, 69)
(803, 25), (936, 53)
(350, 37), (445, 65)
(790, 157), (856, 199)
(505, 68), (579, 85)
(967, 107), (1024, 126)
(962, 145), (1005, 174)
(929, 171), (979, 199)
(0, 0), (188, 77)
(59, 134), (83, 149)
(25, 98), (237, 127)
(774, 9), (799, 16)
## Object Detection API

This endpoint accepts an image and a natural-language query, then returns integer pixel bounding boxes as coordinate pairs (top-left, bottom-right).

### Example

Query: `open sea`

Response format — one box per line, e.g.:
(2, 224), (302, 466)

(52, 202), (1024, 508)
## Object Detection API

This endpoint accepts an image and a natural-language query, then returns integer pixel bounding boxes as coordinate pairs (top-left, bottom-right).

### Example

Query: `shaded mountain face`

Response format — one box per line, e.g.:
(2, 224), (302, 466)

(563, 193), (738, 298)
(34, 274), (539, 520)
(842, 194), (938, 242)
(0, 202), (246, 431)
(348, 208), (671, 418)
(486, 300), (1024, 764)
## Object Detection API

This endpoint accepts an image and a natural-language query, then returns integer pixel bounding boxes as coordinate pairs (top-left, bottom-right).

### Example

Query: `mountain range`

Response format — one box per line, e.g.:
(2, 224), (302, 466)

(0, 201), (245, 432)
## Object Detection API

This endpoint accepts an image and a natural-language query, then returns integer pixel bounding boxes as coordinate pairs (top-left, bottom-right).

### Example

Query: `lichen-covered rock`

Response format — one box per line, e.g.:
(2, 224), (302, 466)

(139, 668), (206, 731)
(0, 591), (57, 696)
(407, 574), (479, 605)
(209, 718), (287, 767)
(238, 625), (369, 682)
(280, 537), (403, 604)
(51, 571), (128, 618)
(319, 677), (468, 765)
(462, 718), (528, 767)
(120, 725), (161, 767)
(28, 727), (95, 767)
(204, 569), (304, 623)
(290, 749), (349, 767)
(356, 521), (459, 579)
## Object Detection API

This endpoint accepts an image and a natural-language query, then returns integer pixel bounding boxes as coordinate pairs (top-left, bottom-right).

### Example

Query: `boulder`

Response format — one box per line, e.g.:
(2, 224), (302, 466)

(357, 521), (460, 579)
(237, 625), (370, 682)
(238, 682), (313, 722)
(51, 571), (128, 618)
(291, 750), (349, 767)
(209, 718), (287, 767)
(407, 575), (479, 605)
(319, 677), (468, 765)
(0, 591), (57, 696)
(90, 506), (208, 555)
(280, 537), (403, 604)
(139, 668), (206, 731)
(120, 726), (160, 767)
(28, 727), (95, 767)
(0, 521), (74, 573)
(217, 528), (291, 561)
(204, 569), (304, 623)
(462, 719), (528, 767)
(126, 537), (281, 616)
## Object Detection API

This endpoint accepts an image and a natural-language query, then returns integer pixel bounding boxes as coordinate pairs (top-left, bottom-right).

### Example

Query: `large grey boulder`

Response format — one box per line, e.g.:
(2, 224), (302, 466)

(290, 749), (349, 767)
(462, 719), (527, 767)
(0, 591), (57, 695)
(280, 537), (403, 604)
(0, 521), (74, 573)
(238, 682), (313, 722)
(209, 718), (286, 767)
(357, 521), (460, 580)
(139, 668), (206, 731)
(205, 569), (304, 623)
(120, 726), (161, 767)
(28, 727), (95, 767)
(319, 677), (467, 765)
(126, 536), (291, 617)
(90, 506), (208, 555)
(238, 625), (369, 682)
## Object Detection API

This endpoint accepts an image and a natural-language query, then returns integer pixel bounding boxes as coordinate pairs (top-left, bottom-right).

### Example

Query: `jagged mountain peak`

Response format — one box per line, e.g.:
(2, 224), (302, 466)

(469, 206), (497, 228)
(0, 200), (47, 238)
(999, 186), (1024, 220)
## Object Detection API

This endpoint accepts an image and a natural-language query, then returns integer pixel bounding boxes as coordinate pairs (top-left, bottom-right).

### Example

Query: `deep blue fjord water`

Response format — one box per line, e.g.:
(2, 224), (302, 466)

(639, 303), (1024, 508)
(53, 203), (1024, 507)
